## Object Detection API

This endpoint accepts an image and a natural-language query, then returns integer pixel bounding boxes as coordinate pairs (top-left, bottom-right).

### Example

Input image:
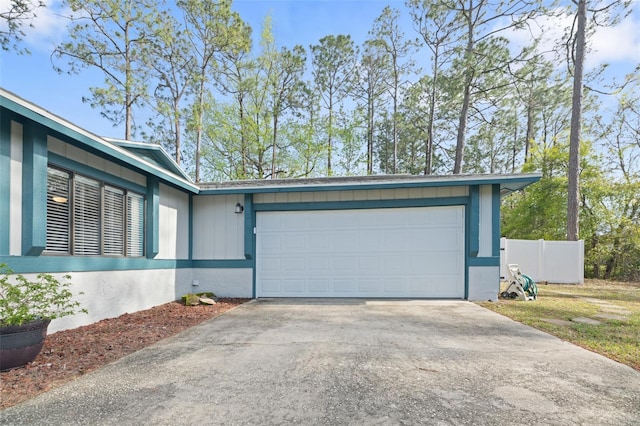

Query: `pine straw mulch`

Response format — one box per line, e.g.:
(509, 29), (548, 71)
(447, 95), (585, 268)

(0, 299), (249, 409)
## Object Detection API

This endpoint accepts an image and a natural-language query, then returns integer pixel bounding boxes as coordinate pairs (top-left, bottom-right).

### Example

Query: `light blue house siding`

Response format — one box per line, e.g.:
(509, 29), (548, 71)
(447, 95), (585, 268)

(0, 88), (540, 332)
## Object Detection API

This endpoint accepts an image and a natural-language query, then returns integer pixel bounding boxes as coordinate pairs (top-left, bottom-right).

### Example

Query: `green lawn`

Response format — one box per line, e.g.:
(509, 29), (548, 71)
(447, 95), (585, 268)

(477, 279), (640, 371)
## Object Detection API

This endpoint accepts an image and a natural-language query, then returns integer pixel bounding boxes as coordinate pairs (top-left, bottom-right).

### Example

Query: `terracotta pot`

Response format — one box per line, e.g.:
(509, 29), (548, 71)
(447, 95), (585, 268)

(0, 319), (51, 371)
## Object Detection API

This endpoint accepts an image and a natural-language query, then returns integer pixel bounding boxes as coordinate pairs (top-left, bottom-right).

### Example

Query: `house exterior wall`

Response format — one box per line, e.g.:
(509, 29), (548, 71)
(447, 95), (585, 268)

(13, 268), (192, 333)
(9, 121), (22, 255)
(1, 89), (536, 332)
(191, 268), (253, 298)
(253, 186), (468, 204)
(0, 112), (196, 332)
(192, 194), (245, 259)
(158, 183), (190, 259)
(48, 136), (147, 187)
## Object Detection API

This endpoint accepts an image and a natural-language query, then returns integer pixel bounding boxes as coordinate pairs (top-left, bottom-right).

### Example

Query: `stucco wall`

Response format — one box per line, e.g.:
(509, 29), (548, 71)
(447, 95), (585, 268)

(23, 268), (192, 333)
(468, 266), (499, 301)
(191, 268), (253, 298)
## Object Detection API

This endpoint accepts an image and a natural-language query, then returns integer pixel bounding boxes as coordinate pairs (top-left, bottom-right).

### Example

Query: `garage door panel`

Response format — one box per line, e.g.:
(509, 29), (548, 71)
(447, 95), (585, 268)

(309, 279), (329, 293)
(333, 232), (356, 250)
(283, 280), (305, 293)
(334, 279), (355, 293)
(309, 256), (329, 271)
(257, 207), (465, 298)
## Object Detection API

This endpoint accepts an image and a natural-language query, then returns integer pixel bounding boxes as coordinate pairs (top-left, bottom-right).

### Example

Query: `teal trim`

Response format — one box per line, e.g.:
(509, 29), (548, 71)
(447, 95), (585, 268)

(188, 193), (193, 260)
(249, 196), (257, 299)
(253, 197), (468, 212)
(21, 121), (47, 256)
(492, 184), (501, 257)
(109, 140), (191, 182)
(0, 111), (11, 255)
(464, 203), (469, 299)
(468, 186), (479, 258)
(48, 153), (146, 194)
(467, 257), (500, 267)
(244, 194), (254, 260)
(0, 255), (192, 274)
(146, 178), (159, 258)
(198, 174), (541, 196)
(0, 95), (198, 194)
(191, 259), (252, 268)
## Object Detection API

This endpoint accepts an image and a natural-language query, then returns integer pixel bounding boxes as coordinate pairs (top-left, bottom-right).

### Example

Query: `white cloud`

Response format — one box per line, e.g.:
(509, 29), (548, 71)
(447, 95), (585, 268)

(588, 17), (640, 66)
(504, 6), (640, 69)
(0, 0), (70, 52)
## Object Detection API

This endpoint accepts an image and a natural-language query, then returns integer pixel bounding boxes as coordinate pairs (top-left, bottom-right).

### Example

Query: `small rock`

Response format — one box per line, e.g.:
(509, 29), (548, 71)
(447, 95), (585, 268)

(199, 297), (216, 305)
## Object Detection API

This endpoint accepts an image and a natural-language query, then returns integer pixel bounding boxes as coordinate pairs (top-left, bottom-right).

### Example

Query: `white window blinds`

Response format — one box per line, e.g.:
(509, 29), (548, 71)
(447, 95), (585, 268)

(46, 168), (71, 254)
(103, 186), (125, 255)
(45, 166), (145, 257)
(74, 175), (101, 255)
(127, 193), (145, 257)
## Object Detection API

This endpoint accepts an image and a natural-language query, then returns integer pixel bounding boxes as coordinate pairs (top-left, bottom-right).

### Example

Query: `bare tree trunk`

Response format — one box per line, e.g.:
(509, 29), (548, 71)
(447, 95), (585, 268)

(327, 100), (333, 175)
(271, 114), (278, 178)
(367, 95), (374, 175)
(525, 92), (534, 162)
(454, 80), (471, 174)
(426, 55), (438, 175)
(567, 0), (586, 241)
(194, 77), (206, 180)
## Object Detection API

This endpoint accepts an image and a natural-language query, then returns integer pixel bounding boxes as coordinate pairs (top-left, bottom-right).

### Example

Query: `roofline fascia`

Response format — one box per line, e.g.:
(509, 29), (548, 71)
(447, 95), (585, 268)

(105, 138), (193, 183)
(0, 89), (199, 194)
(197, 174), (542, 195)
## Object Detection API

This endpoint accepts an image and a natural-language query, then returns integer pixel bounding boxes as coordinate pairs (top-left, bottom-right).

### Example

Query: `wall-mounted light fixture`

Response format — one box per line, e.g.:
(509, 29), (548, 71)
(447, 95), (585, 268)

(52, 196), (68, 203)
(234, 202), (244, 214)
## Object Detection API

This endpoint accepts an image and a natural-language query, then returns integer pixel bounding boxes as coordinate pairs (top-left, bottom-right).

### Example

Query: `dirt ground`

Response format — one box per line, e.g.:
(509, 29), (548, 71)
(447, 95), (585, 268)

(0, 299), (249, 409)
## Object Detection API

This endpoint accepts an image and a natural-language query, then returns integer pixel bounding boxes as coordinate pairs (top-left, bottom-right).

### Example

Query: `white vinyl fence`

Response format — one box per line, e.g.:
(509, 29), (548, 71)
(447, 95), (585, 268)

(500, 238), (584, 284)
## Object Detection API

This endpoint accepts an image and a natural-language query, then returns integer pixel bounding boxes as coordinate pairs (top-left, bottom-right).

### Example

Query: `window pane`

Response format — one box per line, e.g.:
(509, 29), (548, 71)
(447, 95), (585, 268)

(104, 186), (125, 255)
(74, 175), (101, 255)
(46, 167), (70, 253)
(127, 192), (145, 257)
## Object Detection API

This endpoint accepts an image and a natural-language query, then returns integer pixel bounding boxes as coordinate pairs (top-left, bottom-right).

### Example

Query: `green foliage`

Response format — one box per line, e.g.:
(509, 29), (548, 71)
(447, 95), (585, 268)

(0, 0), (44, 53)
(0, 264), (87, 327)
(503, 137), (640, 281)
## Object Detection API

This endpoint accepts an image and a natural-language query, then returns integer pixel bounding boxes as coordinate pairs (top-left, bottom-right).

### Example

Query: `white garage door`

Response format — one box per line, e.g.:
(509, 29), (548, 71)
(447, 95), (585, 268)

(256, 206), (465, 298)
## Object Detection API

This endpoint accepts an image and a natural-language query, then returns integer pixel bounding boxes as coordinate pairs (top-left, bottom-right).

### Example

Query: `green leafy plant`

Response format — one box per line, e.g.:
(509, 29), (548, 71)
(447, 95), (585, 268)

(0, 264), (87, 327)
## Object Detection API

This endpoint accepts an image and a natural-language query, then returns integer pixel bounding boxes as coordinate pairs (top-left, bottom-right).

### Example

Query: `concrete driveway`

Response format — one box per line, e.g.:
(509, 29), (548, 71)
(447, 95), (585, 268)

(1, 299), (639, 425)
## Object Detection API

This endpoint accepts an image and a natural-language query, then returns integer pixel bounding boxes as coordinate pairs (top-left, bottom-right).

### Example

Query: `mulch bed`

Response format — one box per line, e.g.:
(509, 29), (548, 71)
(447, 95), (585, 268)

(0, 299), (249, 409)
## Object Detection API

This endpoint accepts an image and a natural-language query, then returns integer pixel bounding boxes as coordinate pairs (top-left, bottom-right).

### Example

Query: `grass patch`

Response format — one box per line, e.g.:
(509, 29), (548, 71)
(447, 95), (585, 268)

(477, 279), (640, 371)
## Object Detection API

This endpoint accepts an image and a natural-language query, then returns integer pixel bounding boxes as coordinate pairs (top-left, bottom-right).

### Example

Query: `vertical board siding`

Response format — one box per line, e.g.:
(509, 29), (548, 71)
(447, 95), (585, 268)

(253, 186), (469, 204)
(192, 194), (244, 260)
(48, 136), (146, 187)
(158, 183), (190, 259)
(9, 121), (23, 255)
(478, 185), (493, 257)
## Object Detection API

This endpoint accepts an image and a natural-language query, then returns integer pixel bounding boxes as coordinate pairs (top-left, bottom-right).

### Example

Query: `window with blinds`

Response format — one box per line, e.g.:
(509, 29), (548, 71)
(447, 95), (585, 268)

(45, 166), (145, 257)
(127, 193), (145, 257)
(46, 168), (71, 254)
(103, 186), (125, 255)
(74, 175), (101, 255)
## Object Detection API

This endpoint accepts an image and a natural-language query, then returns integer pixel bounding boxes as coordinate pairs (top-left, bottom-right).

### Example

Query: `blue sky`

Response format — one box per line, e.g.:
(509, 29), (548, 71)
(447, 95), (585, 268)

(1, 0), (638, 139)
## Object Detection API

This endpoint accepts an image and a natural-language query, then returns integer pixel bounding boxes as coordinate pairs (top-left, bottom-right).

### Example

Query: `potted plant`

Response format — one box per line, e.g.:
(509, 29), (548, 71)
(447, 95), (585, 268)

(0, 264), (87, 371)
